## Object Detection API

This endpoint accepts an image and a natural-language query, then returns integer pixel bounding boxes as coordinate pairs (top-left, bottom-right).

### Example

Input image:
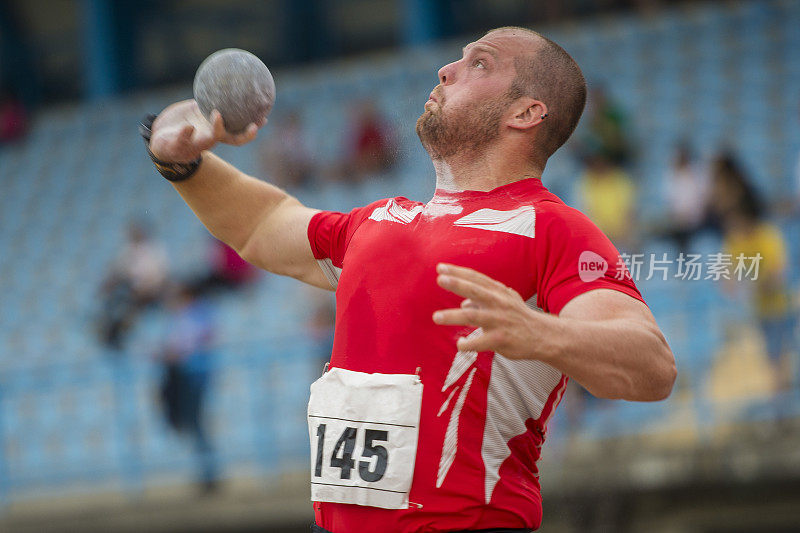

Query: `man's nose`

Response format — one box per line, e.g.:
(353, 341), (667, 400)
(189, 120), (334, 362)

(438, 61), (456, 85)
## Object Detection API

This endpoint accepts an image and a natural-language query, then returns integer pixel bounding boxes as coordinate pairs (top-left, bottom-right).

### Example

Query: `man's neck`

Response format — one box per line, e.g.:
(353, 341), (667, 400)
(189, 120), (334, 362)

(431, 146), (544, 192)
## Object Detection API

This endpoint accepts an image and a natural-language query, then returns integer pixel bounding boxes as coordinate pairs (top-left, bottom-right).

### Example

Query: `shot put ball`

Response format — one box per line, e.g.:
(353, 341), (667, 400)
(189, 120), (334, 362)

(193, 48), (275, 134)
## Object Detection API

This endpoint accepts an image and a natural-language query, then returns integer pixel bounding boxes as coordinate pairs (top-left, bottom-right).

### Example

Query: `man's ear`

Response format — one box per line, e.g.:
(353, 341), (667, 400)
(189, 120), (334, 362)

(507, 98), (548, 131)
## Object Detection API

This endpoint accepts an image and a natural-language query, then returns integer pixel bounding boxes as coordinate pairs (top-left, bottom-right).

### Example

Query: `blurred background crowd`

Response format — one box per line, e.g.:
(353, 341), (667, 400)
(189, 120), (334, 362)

(1, 0), (800, 531)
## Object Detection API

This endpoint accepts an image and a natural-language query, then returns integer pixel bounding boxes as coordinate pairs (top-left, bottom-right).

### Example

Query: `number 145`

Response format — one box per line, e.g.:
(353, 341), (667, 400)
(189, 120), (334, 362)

(314, 424), (389, 482)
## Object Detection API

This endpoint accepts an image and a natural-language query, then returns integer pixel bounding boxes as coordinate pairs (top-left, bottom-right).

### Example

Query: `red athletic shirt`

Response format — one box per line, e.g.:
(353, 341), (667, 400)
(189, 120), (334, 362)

(307, 178), (644, 532)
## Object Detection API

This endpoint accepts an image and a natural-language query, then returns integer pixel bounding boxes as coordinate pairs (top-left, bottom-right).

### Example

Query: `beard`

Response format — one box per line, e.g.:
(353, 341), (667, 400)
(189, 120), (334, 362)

(416, 93), (509, 160)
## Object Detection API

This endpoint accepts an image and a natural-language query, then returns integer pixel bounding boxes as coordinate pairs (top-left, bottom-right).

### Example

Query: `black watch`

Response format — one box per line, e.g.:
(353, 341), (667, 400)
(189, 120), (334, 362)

(139, 113), (202, 182)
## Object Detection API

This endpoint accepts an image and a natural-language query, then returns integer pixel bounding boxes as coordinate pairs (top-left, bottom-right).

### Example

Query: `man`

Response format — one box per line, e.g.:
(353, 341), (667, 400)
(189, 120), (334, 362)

(99, 220), (168, 349)
(143, 27), (676, 533)
(159, 282), (219, 493)
(722, 185), (794, 392)
(577, 151), (636, 250)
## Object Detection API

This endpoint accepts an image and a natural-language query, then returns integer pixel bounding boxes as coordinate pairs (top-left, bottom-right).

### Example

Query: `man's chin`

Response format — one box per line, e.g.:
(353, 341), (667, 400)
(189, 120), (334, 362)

(415, 111), (432, 134)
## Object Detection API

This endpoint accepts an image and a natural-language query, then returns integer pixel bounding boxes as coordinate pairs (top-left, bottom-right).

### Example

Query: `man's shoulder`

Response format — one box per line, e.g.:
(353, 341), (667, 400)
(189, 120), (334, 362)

(532, 197), (609, 243)
(358, 196), (420, 212)
(357, 197), (423, 224)
(529, 194), (587, 223)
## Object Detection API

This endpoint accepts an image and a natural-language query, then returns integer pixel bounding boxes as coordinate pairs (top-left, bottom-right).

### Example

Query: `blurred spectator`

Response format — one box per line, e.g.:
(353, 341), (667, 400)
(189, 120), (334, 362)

(98, 221), (169, 349)
(260, 112), (314, 189)
(581, 86), (630, 165)
(0, 87), (28, 144)
(706, 152), (763, 236)
(341, 100), (397, 181)
(194, 238), (259, 295)
(158, 283), (219, 493)
(577, 152), (636, 250)
(661, 143), (710, 250)
(722, 173), (795, 392)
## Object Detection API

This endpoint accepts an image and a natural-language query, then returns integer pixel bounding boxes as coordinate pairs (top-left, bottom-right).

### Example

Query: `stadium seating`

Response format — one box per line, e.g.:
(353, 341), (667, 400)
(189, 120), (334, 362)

(0, 0), (798, 508)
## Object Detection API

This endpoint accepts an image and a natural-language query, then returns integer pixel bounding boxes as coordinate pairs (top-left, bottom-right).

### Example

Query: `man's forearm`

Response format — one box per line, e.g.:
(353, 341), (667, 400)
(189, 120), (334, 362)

(538, 314), (676, 401)
(170, 151), (289, 252)
(432, 265), (676, 402)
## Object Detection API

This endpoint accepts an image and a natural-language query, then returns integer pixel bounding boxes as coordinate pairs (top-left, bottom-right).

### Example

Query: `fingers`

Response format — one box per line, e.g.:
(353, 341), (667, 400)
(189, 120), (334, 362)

(210, 110), (260, 146)
(178, 124), (195, 143)
(437, 273), (498, 303)
(229, 123), (258, 145)
(211, 110), (226, 140)
(193, 128), (216, 152)
(432, 307), (495, 327)
(437, 263), (523, 308)
(456, 331), (496, 353)
(433, 265), (529, 355)
(176, 122), (215, 155)
(437, 263), (506, 290)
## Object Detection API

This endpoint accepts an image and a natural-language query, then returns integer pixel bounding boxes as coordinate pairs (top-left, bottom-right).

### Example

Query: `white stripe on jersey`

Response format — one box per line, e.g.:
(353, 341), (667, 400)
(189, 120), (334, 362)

(441, 330), (480, 392)
(317, 258), (342, 289)
(436, 328), (482, 487)
(453, 206), (536, 238)
(481, 357), (564, 503)
(369, 199), (423, 224)
(437, 367), (477, 488)
(481, 295), (563, 502)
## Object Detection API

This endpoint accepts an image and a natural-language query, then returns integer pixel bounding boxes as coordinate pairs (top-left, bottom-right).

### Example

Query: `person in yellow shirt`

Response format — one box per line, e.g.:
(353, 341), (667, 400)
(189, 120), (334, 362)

(578, 152), (636, 249)
(724, 207), (795, 390)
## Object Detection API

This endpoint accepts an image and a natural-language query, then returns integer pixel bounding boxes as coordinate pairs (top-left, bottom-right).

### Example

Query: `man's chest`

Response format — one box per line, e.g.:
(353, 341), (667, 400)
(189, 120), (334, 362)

(339, 206), (540, 304)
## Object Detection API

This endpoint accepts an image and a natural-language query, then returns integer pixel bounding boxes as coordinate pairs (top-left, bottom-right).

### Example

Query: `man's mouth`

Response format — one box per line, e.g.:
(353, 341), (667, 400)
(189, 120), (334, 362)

(429, 87), (446, 104)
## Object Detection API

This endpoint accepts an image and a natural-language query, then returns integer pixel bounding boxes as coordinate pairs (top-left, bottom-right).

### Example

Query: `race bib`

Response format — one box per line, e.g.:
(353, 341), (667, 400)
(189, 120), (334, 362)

(307, 367), (423, 509)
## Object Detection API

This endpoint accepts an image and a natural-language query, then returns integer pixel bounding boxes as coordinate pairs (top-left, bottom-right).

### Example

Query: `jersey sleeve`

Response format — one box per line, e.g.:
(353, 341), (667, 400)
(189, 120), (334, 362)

(535, 202), (645, 315)
(307, 199), (386, 287)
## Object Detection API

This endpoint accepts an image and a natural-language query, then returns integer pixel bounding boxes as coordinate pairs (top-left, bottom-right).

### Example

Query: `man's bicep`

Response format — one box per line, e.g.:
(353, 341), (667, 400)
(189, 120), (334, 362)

(240, 199), (333, 290)
(559, 288), (657, 328)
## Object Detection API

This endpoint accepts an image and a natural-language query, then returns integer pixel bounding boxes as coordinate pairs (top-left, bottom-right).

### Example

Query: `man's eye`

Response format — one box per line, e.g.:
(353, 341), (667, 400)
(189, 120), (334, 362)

(473, 59), (485, 69)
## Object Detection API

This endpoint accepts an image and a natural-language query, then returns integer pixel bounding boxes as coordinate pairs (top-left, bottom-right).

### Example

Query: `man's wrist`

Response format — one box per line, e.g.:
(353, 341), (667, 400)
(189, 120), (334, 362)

(528, 310), (567, 364)
(139, 113), (203, 182)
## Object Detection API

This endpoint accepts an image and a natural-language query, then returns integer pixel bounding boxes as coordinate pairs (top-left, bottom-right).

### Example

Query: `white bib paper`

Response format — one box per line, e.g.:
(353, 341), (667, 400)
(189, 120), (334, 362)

(307, 367), (423, 509)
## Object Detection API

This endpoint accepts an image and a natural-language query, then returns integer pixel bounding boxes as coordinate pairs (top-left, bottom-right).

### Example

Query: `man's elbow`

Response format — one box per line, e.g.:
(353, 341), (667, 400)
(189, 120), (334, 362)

(612, 347), (676, 402)
(650, 358), (677, 401)
(596, 366), (675, 401)
(642, 343), (677, 401)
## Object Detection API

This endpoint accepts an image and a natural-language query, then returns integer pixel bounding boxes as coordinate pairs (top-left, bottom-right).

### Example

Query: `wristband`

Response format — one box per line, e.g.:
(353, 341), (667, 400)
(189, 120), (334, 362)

(139, 113), (202, 182)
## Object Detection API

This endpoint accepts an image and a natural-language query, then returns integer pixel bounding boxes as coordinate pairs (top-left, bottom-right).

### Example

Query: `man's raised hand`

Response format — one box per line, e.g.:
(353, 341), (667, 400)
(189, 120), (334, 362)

(149, 99), (262, 163)
(432, 263), (546, 358)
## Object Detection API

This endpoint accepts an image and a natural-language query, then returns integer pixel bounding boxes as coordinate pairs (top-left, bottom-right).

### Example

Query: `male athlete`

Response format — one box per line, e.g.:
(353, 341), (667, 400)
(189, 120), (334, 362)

(143, 27), (676, 533)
